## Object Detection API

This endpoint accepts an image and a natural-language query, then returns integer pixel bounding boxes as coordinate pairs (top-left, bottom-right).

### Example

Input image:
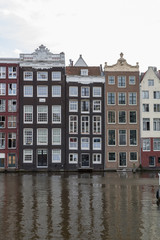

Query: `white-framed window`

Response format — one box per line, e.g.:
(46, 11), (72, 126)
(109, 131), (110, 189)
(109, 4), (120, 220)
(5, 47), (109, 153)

(130, 152), (137, 161)
(24, 105), (33, 123)
(148, 79), (154, 86)
(108, 93), (115, 105)
(24, 85), (33, 97)
(52, 128), (61, 145)
(69, 137), (78, 149)
(118, 93), (126, 105)
(143, 118), (150, 131)
(108, 130), (115, 146)
(93, 87), (101, 97)
(143, 104), (149, 112)
(81, 100), (89, 113)
(52, 72), (61, 81)
(8, 100), (17, 112)
(69, 86), (78, 96)
(0, 83), (6, 95)
(81, 137), (90, 150)
(52, 149), (61, 163)
(119, 152), (127, 167)
(108, 152), (116, 162)
(0, 99), (5, 112)
(81, 69), (88, 76)
(153, 138), (160, 151)
(0, 116), (5, 128)
(129, 76), (136, 85)
(8, 67), (17, 79)
(24, 71), (33, 81)
(93, 138), (101, 150)
(130, 130), (137, 145)
(119, 130), (127, 146)
(52, 105), (61, 123)
(154, 104), (160, 112)
(0, 133), (5, 149)
(8, 84), (17, 95)
(23, 128), (33, 145)
(93, 116), (101, 134)
(118, 111), (126, 124)
(23, 149), (33, 163)
(37, 128), (48, 145)
(81, 87), (90, 97)
(8, 116), (16, 128)
(37, 72), (48, 81)
(153, 91), (160, 99)
(118, 76), (126, 87)
(69, 115), (78, 134)
(52, 85), (61, 97)
(129, 92), (137, 105)
(93, 154), (101, 164)
(153, 118), (160, 131)
(108, 111), (115, 124)
(69, 100), (78, 112)
(142, 91), (149, 99)
(93, 100), (101, 112)
(129, 111), (137, 124)
(69, 153), (78, 164)
(37, 86), (48, 97)
(142, 138), (150, 151)
(0, 67), (6, 79)
(37, 106), (48, 123)
(108, 76), (115, 85)
(8, 133), (16, 149)
(81, 116), (89, 134)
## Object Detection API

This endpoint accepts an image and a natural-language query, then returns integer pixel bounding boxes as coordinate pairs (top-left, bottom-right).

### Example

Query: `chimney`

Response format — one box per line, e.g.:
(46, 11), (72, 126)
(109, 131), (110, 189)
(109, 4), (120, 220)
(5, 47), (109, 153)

(69, 59), (73, 66)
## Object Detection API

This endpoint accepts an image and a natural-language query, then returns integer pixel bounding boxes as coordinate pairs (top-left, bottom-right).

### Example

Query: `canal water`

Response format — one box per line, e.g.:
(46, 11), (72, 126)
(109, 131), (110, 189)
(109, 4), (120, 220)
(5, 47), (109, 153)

(0, 172), (160, 240)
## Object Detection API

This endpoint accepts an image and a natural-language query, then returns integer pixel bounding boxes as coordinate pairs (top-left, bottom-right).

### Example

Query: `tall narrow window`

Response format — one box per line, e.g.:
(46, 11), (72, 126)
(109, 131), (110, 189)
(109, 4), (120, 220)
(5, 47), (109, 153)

(93, 116), (101, 134)
(52, 72), (61, 81)
(81, 137), (90, 150)
(24, 86), (33, 97)
(142, 138), (150, 151)
(129, 93), (137, 105)
(108, 130), (115, 146)
(8, 67), (17, 78)
(108, 76), (115, 85)
(153, 118), (160, 131)
(69, 137), (78, 149)
(69, 115), (78, 134)
(24, 106), (33, 123)
(143, 104), (149, 112)
(142, 91), (149, 99)
(8, 133), (16, 149)
(0, 67), (6, 78)
(0, 116), (5, 128)
(52, 86), (61, 97)
(52, 128), (61, 145)
(108, 111), (115, 124)
(93, 87), (101, 97)
(69, 86), (78, 96)
(8, 100), (17, 112)
(143, 118), (150, 131)
(37, 129), (48, 145)
(119, 111), (126, 124)
(52, 149), (61, 162)
(23, 129), (33, 145)
(69, 100), (78, 112)
(37, 106), (48, 123)
(118, 93), (126, 105)
(37, 86), (48, 97)
(8, 116), (16, 128)
(8, 84), (17, 95)
(130, 130), (137, 145)
(153, 139), (160, 151)
(81, 87), (90, 97)
(129, 111), (136, 123)
(93, 100), (101, 112)
(108, 93), (115, 105)
(129, 76), (136, 85)
(118, 76), (126, 87)
(81, 116), (89, 134)
(0, 99), (5, 112)
(0, 84), (6, 95)
(52, 105), (61, 123)
(119, 130), (126, 146)
(153, 91), (160, 99)
(81, 100), (89, 112)
(0, 133), (5, 149)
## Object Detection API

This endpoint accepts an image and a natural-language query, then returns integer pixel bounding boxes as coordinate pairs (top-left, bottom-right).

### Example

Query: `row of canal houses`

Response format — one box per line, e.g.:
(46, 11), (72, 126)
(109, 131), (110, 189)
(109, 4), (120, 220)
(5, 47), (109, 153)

(0, 45), (160, 171)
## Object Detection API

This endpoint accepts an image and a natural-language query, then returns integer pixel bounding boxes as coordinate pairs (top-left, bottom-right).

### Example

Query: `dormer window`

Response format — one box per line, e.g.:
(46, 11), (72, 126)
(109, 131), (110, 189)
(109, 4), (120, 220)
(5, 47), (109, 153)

(81, 69), (88, 76)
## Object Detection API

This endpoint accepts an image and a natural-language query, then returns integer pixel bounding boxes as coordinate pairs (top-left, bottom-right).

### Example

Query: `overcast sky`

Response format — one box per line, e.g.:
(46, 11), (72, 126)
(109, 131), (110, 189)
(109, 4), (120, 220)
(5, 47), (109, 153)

(0, 0), (160, 72)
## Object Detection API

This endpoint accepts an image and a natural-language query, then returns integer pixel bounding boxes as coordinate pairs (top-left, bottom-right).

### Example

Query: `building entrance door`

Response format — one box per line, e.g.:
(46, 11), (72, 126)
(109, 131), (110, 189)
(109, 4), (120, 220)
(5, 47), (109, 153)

(37, 149), (48, 167)
(81, 154), (90, 168)
(8, 153), (16, 167)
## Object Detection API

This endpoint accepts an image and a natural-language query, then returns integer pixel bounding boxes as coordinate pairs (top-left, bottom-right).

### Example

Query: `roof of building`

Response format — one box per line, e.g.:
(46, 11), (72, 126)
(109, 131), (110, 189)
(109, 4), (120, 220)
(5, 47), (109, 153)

(74, 55), (88, 67)
(66, 66), (102, 76)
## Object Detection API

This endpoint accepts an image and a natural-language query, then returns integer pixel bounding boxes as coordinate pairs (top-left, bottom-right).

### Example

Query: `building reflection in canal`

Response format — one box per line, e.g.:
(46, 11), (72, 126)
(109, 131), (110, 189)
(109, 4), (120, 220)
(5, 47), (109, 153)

(0, 172), (160, 240)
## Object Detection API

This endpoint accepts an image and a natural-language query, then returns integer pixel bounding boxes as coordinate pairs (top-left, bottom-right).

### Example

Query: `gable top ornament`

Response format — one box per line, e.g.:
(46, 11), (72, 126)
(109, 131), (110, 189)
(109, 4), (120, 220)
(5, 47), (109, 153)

(104, 53), (139, 72)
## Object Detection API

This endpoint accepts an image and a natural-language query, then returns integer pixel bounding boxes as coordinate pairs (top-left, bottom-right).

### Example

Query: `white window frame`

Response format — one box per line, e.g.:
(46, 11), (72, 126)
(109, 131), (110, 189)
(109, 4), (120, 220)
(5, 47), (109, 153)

(69, 115), (78, 134)
(93, 116), (101, 134)
(0, 133), (5, 149)
(37, 72), (48, 81)
(93, 87), (101, 97)
(37, 105), (48, 124)
(0, 83), (6, 95)
(108, 111), (116, 124)
(81, 100), (90, 113)
(118, 76), (126, 88)
(153, 138), (160, 151)
(130, 152), (138, 161)
(52, 105), (61, 123)
(118, 92), (126, 105)
(81, 116), (89, 134)
(8, 100), (17, 112)
(130, 130), (137, 146)
(153, 118), (160, 131)
(37, 128), (48, 145)
(81, 87), (90, 98)
(23, 149), (33, 163)
(153, 91), (160, 99)
(118, 111), (126, 124)
(142, 138), (150, 151)
(8, 133), (16, 149)
(129, 92), (137, 105)
(93, 153), (102, 164)
(23, 71), (33, 81)
(0, 116), (5, 128)
(93, 138), (101, 150)
(129, 76), (136, 85)
(23, 128), (33, 145)
(69, 86), (78, 97)
(93, 100), (101, 112)
(52, 85), (61, 97)
(24, 105), (33, 124)
(142, 91), (149, 99)
(8, 116), (16, 128)
(81, 137), (90, 150)
(52, 149), (61, 163)
(108, 130), (116, 146)
(108, 92), (115, 105)
(69, 153), (78, 164)
(108, 76), (115, 85)
(0, 67), (6, 79)
(81, 69), (88, 76)
(69, 137), (78, 149)
(37, 86), (48, 97)
(129, 111), (137, 124)
(119, 130), (127, 146)
(69, 100), (78, 112)
(8, 83), (17, 95)
(8, 67), (17, 79)
(0, 99), (6, 112)
(52, 72), (61, 81)
(52, 128), (61, 145)
(108, 152), (116, 162)
(148, 79), (154, 86)
(24, 85), (33, 97)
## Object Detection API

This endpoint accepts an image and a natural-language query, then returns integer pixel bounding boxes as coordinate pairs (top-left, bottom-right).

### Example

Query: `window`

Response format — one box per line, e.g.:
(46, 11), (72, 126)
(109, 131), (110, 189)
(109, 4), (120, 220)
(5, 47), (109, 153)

(37, 72), (48, 81)
(8, 84), (17, 95)
(37, 129), (48, 145)
(119, 152), (126, 166)
(153, 139), (160, 151)
(24, 106), (33, 123)
(81, 100), (89, 112)
(52, 128), (61, 145)
(93, 87), (101, 97)
(108, 111), (115, 124)
(81, 137), (90, 150)
(69, 86), (78, 96)
(37, 86), (48, 97)
(129, 76), (136, 85)
(153, 91), (160, 99)
(37, 106), (48, 123)
(69, 153), (78, 164)
(93, 154), (101, 164)
(149, 156), (155, 167)
(143, 118), (150, 131)
(142, 91), (149, 99)
(81, 69), (88, 76)
(52, 72), (61, 81)
(108, 130), (115, 146)
(130, 152), (137, 161)
(118, 93), (126, 105)
(0, 153), (5, 167)
(52, 149), (61, 162)
(0, 99), (5, 112)
(8, 67), (16, 79)
(8, 133), (16, 149)
(108, 152), (116, 162)
(69, 100), (78, 112)
(118, 76), (126, 87)
(0, 116), (5, 128)
(143, 104), (149, 112)
(23, 149), (33, 163)
(52, 86), (61, 97)
(0, 67), (6, 78)
(8, 100), (17, 112)
(69, 115), (78, 134)
(24, 86), (33, 97)
(130, 130), (137, 145)
(24, 71), (33, 81)
(129, 93), (137, 105)
(142, 138), (150, 151)
(154, 104), (160, 112)
(52, 105), (61, 123)
(0, 133), (5, 149)
(8, 116), (16, 128)
(69, 137), (78, 149)
(93, 116), (101, 134)
(23, 129), (33, 145)
(93, 100), (101, 112)
(148, 79), (154, 86)
(119, 111), (126, 124)
(0, 84), (6, 95)
(153, 118), (160, 131)
(93, 138), (101, 150)
(81, 116), (89, 134)
(108, 93), (115, 105)
(119, 130), (126, 146)
(108, 76), (115, 85)
(129, 111), (136, 124)
(81, 87), (90, 97)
